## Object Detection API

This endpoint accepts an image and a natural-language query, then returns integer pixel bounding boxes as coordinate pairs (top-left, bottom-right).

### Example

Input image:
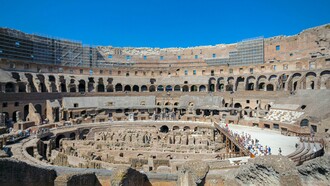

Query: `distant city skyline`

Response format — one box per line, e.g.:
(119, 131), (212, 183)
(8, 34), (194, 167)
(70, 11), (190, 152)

(0, 0), (330, 48)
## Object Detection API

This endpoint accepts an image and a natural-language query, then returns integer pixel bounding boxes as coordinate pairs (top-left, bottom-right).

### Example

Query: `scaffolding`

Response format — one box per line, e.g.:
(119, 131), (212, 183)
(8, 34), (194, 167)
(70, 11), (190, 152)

(0, 28), (264, 68)
(206, 37), (264, 66)
(0, 28), (103, 67)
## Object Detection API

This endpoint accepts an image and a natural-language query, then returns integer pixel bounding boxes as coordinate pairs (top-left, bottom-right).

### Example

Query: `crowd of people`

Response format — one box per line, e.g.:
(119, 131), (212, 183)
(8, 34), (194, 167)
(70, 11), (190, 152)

(223, 123), (279, 157)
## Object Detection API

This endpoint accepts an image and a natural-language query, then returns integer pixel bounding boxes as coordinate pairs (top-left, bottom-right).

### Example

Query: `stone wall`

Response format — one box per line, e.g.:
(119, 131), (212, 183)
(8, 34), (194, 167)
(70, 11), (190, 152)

(0, 158), (57, 186)
(54, 173), (99, 186)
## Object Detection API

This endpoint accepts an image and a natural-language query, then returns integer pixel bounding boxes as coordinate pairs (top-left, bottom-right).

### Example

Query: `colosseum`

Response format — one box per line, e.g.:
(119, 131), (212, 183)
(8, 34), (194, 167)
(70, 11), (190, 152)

(0, 24), (330, 186)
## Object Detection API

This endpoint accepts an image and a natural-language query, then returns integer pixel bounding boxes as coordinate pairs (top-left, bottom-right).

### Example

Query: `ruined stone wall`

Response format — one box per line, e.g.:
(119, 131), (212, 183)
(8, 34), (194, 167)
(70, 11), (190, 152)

(0, 158), (57, 186)
(92, 24), (330, 66)
(264, 25), (330, 63)
(0, 158), (181, 186)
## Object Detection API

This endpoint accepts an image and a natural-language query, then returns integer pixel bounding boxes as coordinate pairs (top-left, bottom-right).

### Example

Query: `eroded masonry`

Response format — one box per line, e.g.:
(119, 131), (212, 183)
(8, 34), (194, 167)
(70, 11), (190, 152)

(0, 24), (330, 186)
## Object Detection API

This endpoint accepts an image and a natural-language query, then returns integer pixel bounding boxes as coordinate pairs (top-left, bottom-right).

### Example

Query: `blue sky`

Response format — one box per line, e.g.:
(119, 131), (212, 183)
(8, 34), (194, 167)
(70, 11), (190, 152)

(1, 0), (329, 48)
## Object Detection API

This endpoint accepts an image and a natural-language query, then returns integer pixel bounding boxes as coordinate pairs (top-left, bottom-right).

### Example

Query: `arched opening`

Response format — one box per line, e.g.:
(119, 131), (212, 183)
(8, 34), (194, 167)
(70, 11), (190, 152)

(35, 104), (42, 116)
(234, 103), (242, 108)
(258, 82), (265, 90)
(59, 76), (67, 92)
(247, 83), (254, 90)
(37, 74), (48, 92)
(174, 85), (181, 91)
(269, 75), (277, 81)
(257, 75), (267, 91)
(164, 102), (171, 106)
(149, 85), (155, 92)
(60, 83), (67, 92)
(55, 134), (65, 148)
(209, 84), (215, 92)
(183, 126), (190, 131)
(133, 85), (139, 92)
(141, 85), (147, 92)
(246, 76), (256, 90)
(160, 125), (169, 133)
(106, 84), (113, 92)
(190, 85), (197, 92)
(69, 80), (76, 92)
(157, 85), (164, 92)
(310, 81), (315, 90)
(97, 84), (105, 92)
(1, 112), (9, 125)
(115, 84), (123, 92)
(69, 86), (76, 92)
(166, 85), (173, 92)
(49, 75), (57, 92)
(150, 78), (156, 84)
(182, 85), (189, 92)
(320, 71), (330, 89)
(80, 129), (90, 139)
(157, 85), (164, 91)
(25, 73), (37, 92)
(11, 72), (20, 81)
(106, 78), (113, 92)
(266, 84), (274, 91)
(88, 78), (95, 92)
(12, 111), (19, 122)
(320, 70), (330, 76)
(218, 84), (224, 92)
(293, 81), (298, 91)
(24, 105), (29, 121)
(290, 73), (302, 91)
(300, 119), (309, 127)
(217, 78), (224, 92)
(204, 110), (210, 116)
(69, 132), (76, 140)
(5, 82), (15, 92)
(209, 78), (216, 92)
(173, 126), (180, 131)
(78, 80), (86, 92)
(225, 84), (233, 91)
(199, 85), (206, 92)
(18, 83), (26, 92)
(39, 82), (47, 92)
(137, 154), (144, 158)
(226, 77), (234, 92)
(124, 85), (131, 92)
(236, 77), (245, 91)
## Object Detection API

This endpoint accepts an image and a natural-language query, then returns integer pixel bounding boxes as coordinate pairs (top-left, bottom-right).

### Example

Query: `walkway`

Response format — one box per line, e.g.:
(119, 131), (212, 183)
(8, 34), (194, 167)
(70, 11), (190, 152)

(217, 122), (300, 156)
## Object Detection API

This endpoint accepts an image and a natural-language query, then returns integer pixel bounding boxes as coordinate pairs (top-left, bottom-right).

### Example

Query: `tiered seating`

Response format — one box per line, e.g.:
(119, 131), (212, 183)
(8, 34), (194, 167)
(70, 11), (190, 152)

(264, 109), (304, 123)
(287, 140), (324, 165)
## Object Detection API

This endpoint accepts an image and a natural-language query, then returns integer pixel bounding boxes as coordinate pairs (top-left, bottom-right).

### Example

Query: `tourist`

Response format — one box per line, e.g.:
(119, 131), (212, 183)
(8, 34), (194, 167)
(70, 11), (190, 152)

(278, 148), (282, 155)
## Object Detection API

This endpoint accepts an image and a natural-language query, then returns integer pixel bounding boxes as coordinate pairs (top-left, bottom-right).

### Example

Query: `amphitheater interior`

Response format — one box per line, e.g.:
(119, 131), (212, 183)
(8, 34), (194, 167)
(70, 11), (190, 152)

(0, 24), (330, 186)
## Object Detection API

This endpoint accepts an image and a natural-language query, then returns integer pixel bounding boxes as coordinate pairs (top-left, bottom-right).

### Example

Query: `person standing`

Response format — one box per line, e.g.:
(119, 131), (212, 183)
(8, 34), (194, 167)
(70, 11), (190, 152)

(278, 147), (282, 155)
